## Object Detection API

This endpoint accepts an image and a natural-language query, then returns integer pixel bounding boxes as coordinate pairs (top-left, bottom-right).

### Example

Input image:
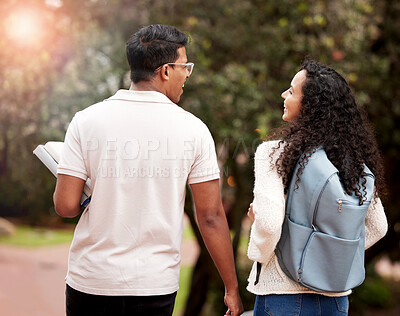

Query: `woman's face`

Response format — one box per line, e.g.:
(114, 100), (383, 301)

(281, 69), (306, 122)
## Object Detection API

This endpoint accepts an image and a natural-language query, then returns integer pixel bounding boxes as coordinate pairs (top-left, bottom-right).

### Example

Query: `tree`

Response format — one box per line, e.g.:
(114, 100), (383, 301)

(0, 0), (75, 220)
(144, 0), (400, 314)
(357, 0), (400, 261)
(1, 0), (398, 314)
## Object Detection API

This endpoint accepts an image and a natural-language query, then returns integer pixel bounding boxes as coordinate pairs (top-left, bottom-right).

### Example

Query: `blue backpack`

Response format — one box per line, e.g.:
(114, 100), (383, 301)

(274, 148), (375, 292)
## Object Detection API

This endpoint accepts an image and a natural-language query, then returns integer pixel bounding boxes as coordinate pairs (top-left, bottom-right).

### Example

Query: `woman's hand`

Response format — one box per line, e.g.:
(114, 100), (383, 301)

(247, 203), (255, 223)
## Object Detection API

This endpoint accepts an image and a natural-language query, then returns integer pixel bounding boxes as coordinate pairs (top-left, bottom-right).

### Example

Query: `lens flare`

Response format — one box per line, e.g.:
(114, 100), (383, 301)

(5, 9), (44, 45)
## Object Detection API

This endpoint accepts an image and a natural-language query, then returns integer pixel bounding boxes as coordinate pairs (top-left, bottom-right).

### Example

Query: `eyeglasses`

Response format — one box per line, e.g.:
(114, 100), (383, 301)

(154, 62), (194, 76)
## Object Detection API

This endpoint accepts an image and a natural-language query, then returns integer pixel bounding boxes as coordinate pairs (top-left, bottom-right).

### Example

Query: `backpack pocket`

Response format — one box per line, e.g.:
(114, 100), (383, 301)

(276, 215), (314, 283)
(333, 199), (370, 239)
(299, 231), (364, 292)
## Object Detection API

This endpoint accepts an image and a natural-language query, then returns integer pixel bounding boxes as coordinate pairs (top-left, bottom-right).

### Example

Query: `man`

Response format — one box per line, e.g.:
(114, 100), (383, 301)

(54, 24), (243, 316)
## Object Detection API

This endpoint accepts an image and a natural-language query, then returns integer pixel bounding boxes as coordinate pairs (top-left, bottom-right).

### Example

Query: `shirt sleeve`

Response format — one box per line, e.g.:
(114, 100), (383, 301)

(364, 196), (388, 249)
(187, 127), (220, 184)
(57, 114), (88, 181)
(247, 141), (286, 263)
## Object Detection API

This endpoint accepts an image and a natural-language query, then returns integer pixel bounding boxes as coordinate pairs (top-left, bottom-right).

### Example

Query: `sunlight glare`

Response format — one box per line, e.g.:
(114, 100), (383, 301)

(5, 10), (43, 45)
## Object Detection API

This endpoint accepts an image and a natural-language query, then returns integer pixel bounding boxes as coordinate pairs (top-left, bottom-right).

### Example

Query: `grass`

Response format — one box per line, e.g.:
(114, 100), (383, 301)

(173, 265), (194, 316)
(182, 223), (196, 240)
(0, 225), (73, 247)
(0, 223), (196, 248)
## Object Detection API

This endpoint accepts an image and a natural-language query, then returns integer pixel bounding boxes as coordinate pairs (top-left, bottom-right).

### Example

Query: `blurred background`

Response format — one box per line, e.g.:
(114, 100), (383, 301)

(0, 0), (399, 315)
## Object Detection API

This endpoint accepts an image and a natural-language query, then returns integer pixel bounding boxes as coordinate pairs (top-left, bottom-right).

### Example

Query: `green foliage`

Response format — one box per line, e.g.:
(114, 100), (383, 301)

(350, 263), (394, 314)
(173, 265), (194, 316)
(182, 222), (196, 240)
(352, 277), (393, 309)
(0, 0), (83, 221)
(0, 0), (399, 314)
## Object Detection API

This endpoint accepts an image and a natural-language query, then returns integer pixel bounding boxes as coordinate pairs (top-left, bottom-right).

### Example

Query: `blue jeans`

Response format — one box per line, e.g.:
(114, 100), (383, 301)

(254, 294), (349, 316)
(66, 284), (177, 316)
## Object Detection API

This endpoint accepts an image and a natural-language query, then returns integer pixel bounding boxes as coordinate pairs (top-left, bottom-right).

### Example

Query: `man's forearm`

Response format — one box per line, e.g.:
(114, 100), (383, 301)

(53, 174), (85, 218)
(190, 180), (243, 315)
(197, 208), (239, 292)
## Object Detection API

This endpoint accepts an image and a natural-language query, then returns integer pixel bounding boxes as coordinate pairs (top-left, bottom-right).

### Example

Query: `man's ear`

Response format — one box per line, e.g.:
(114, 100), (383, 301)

(160, 65), (170, 81)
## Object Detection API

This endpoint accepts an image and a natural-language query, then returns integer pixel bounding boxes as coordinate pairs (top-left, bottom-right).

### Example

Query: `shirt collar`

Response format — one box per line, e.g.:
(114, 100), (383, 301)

(106, 89), (174, 105)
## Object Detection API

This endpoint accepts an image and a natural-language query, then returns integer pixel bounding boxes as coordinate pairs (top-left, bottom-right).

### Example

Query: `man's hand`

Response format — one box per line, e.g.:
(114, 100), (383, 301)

(224, 290), (244, 316)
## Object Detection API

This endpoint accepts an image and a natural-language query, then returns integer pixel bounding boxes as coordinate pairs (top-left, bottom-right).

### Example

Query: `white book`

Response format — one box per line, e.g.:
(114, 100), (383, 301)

(33, 141), (91, 207)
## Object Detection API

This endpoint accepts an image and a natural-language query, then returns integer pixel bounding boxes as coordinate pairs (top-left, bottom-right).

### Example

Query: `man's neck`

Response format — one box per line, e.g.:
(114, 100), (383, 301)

(129, 82), (164, 94)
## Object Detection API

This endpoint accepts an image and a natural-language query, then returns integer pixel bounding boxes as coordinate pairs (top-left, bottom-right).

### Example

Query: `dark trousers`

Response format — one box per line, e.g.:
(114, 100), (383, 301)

(66, 284), (177, 316)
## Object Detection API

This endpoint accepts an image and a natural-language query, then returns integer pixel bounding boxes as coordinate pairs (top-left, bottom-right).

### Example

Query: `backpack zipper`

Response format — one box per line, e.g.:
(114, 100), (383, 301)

(298, 173), (335, 283)
(311, 173), (336, 228)
(298, 230), (316, 282)
(337, 173), (374, 212)
(337, 199), (371, 212)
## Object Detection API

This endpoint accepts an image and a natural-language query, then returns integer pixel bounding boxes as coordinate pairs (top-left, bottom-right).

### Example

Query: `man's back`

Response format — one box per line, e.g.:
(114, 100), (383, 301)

(54, 24), (243, 316)
(59, 89), (219, 295)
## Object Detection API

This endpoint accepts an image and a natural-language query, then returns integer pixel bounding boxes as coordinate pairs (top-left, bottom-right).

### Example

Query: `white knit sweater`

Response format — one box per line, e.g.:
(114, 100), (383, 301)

(247, 141), (388, 297)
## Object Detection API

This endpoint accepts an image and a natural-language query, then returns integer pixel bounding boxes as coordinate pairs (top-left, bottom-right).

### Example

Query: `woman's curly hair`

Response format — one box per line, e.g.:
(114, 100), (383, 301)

(272, 60), (385, 203)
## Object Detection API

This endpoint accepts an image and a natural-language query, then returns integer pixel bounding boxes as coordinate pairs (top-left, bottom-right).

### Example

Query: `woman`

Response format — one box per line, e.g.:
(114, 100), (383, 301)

(247, 60), (388, 315)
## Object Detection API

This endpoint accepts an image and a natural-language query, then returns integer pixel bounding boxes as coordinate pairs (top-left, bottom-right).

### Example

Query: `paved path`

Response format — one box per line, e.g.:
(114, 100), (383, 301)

(0, 241), (199, 316)
(3, 236), (398, 316)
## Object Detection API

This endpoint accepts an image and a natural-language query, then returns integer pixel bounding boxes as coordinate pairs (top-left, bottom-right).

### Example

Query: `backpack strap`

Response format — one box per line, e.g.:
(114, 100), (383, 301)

(286, 148), (338, 227)
(254, 262), (262, 285)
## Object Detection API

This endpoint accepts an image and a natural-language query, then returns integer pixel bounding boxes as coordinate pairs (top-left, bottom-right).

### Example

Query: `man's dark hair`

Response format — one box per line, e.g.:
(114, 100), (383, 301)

(126, 24), (189, 83)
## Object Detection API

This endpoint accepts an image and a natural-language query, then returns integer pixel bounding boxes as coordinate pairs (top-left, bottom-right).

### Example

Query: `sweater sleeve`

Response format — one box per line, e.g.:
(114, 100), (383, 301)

(247, 141), (286, 263)
(365, 196), (388, 249)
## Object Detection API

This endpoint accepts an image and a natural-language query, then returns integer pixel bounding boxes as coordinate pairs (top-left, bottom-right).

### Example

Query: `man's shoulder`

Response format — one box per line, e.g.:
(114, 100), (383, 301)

(164, 104), (210, 134)
(177, 107), (206, 124)
(71, 100), (107, 122)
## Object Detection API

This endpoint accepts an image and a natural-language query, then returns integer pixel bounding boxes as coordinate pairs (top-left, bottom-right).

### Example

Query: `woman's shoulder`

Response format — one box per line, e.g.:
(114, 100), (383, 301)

(255, 140), (282, 159)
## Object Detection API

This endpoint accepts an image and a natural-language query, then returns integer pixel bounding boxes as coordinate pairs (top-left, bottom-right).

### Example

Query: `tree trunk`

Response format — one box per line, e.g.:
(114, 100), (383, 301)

(0, 128), (8, 176)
